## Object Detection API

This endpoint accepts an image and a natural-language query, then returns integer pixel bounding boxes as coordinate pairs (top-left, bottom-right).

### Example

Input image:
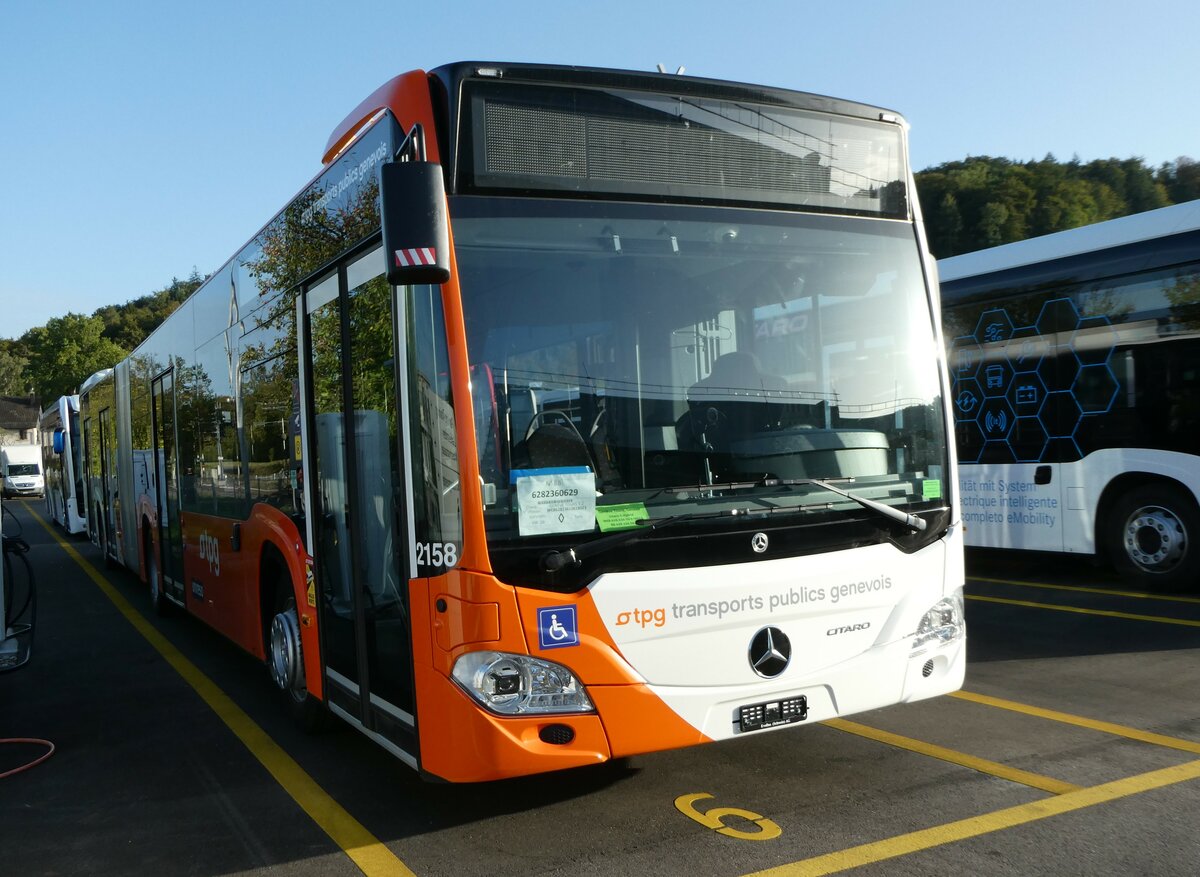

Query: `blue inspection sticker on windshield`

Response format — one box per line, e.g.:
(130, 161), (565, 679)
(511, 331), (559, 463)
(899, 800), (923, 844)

(537, 605), (579, 649)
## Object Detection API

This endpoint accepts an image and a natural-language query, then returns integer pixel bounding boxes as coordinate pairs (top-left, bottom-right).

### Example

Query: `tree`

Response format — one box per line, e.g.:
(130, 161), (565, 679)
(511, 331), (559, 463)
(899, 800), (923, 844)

(1032, 178), (1102, 236)
(93, 270), (201, 351)
(977, 201), (1010, 248)
(22, 313), (127, 401)
(916, 154), (1194, 259)
(927, 190), (963, 256)
(1159, 157), (1200, 204)
(0, 345), (30, 396)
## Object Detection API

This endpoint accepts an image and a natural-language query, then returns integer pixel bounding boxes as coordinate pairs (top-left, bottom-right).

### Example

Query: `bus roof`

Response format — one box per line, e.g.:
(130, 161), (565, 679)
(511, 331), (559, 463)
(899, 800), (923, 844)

(78, 368), (114, 397)
(938, 198), (1200, 283)
(38, 394), (78, 424)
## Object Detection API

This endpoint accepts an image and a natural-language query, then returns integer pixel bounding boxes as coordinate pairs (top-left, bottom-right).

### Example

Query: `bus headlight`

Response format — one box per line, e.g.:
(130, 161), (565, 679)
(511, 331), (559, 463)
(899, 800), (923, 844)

(911, 593), (965, 651)
(451, 651), (594, 715)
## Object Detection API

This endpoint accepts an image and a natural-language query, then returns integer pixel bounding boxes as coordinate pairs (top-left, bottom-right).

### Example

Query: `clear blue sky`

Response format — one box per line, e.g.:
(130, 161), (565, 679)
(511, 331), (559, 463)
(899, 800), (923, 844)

(1, 0), (1196, 340)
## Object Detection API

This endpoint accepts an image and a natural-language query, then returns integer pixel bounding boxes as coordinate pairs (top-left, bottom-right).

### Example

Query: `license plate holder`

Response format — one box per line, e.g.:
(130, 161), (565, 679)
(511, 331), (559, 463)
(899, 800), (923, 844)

(739, 696), (808, 732)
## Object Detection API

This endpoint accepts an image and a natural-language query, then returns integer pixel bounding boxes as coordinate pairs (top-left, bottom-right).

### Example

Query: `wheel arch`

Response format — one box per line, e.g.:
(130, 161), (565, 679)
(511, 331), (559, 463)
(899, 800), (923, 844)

(250, 506), (324, 702)
(258, 541), (295, 649)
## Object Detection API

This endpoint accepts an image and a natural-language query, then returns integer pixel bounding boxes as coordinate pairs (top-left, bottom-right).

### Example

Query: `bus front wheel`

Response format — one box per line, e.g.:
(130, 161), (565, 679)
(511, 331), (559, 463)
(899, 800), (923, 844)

(268, 585), (326, 731)
(1108, 484), (1200, 591)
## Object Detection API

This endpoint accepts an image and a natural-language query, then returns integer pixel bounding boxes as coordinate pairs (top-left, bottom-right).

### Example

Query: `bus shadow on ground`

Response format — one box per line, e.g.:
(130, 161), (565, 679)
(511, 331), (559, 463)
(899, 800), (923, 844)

(964, 548), (1200, 662)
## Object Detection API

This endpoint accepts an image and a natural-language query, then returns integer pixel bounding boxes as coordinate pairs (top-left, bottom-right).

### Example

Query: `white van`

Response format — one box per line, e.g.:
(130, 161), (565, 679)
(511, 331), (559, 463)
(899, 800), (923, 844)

(1, 444), (44, 498)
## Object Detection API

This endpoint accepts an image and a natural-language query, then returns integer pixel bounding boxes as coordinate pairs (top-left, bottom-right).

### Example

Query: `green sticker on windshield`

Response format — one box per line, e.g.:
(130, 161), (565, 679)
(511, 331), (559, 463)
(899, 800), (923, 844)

(922, 479), (942, 500)
(595, 502), (649, 532)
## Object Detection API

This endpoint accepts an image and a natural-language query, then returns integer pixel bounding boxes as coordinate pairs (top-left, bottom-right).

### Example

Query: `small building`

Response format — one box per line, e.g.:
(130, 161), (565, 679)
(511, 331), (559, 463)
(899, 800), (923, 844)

(0, 396), (41, 446)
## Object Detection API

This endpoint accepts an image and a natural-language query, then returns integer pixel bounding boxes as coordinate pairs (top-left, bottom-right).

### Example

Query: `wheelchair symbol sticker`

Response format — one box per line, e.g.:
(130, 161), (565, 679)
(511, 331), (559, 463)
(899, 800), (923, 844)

(538, 605), (579, 649)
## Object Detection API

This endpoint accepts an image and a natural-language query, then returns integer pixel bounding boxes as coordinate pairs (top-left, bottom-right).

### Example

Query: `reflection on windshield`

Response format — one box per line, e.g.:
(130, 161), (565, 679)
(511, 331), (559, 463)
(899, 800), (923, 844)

(454, 200), (947, 553)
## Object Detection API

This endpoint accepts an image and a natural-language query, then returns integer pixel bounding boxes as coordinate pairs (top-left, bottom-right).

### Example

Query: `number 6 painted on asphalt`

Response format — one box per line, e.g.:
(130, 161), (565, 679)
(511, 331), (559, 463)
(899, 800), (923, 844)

(674, 793), (782, 841)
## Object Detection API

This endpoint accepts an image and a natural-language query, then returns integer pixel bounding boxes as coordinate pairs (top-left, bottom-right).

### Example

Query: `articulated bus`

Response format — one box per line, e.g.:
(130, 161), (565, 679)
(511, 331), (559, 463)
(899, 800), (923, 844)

(39, 395), (86, 535)
(941, 199), (1200, 589)
(79, 62), (964, 782)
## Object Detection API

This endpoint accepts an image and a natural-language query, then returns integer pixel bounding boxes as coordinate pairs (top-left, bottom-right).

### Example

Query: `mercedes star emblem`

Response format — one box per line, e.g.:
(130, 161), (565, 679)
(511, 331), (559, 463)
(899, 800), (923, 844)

(748, 626), (791, 678)
(751, 532), (769, 553)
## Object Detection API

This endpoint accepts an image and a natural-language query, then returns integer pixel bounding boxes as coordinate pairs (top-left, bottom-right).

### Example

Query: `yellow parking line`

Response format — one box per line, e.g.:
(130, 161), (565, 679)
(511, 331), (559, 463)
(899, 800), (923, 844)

(824, 718), (1079, 795)
(969, 575), (1200, 605)
(742, 758), (1200, 877)
(966, 593), (1200, 628)
(951, 690), (1200, 755)
(27, 505), (415, 877)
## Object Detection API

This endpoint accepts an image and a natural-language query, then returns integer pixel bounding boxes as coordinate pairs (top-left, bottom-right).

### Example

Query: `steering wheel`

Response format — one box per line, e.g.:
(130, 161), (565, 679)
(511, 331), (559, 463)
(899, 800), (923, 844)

(682, 406), (729, 452)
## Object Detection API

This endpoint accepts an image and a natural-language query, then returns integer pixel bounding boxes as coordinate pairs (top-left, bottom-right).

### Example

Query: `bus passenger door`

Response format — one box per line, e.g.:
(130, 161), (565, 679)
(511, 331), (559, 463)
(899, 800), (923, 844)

(97, 407), (118, 562)
(151, 371), (185, 604)
(68, 406), (85, 528)
(82, 415), (96, 543)
(303, 246), (417, 764)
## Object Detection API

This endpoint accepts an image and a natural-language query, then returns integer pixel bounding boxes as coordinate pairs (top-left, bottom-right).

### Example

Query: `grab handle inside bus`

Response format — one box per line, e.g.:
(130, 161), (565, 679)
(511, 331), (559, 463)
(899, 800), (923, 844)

(52, 429), (64, 455)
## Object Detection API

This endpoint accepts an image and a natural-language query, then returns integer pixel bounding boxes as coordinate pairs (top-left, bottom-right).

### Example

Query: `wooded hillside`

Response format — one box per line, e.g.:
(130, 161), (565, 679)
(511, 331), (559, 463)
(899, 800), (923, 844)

(0, 272), (201, 403)
(915, 155), (1198, 258)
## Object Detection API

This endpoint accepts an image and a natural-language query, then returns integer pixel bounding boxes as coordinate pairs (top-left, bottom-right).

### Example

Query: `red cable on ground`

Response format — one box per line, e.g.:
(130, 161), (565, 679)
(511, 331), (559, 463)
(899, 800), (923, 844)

(0, 738), (55, 778)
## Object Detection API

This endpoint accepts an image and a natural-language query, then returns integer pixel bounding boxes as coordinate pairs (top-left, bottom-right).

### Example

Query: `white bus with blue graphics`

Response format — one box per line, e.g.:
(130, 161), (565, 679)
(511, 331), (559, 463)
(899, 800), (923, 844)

(39, 395), (86, 535)
(940, 200), (1200, 589)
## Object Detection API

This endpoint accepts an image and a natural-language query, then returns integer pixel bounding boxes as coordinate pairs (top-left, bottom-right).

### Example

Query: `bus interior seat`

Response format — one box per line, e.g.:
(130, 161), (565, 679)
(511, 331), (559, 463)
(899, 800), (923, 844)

(513, 416), (594, 472)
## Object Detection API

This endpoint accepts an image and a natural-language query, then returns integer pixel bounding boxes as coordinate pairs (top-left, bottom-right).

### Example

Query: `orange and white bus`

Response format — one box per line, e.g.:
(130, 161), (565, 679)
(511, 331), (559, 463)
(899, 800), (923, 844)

(79, 62), (964, 782)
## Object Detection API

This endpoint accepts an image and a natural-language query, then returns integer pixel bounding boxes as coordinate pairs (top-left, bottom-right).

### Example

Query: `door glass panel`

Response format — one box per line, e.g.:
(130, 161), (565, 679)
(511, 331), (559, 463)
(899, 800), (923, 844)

(98, 407), (117, 555)
(152, 372), (184, 599)
(308, 273), (357, 687)
(82, 417), (95, 539)
(346, 250), (411, 713)
(69, 408), (85, 521)
(308, 254), (415, 729)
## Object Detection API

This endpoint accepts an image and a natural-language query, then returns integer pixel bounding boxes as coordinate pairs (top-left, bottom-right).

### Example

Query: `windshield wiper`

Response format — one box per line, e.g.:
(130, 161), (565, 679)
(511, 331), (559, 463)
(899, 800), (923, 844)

(643, 475), (853, 502)
(540, 505), (813, 572)
(807, 479), (927, 532)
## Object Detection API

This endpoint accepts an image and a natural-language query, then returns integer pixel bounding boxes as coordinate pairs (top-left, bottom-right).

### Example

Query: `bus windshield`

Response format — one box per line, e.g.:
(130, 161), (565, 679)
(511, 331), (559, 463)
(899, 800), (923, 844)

(454, 198), (948, 583)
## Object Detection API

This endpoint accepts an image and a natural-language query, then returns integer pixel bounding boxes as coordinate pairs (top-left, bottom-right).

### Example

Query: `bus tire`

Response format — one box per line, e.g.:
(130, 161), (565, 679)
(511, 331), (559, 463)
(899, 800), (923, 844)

(145, 525), (171, 616)
(1107, 484), (1200, 591)
(268, 581), (327, 732)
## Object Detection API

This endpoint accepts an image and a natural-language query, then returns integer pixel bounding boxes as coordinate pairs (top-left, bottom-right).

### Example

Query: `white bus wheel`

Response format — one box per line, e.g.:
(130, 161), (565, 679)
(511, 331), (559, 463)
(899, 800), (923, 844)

(1108, 485), (1200, 591)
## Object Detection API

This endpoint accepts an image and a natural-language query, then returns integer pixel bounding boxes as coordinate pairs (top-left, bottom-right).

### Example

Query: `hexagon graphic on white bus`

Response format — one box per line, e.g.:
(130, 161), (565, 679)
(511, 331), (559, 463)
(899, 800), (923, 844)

(950, 297), (1116, 464)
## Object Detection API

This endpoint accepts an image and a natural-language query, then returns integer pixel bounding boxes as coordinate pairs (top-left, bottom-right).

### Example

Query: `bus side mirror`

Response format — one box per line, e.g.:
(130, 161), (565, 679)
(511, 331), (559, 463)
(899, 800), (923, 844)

(380, 161), (451, 286)
(53, 430), (65, 455)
